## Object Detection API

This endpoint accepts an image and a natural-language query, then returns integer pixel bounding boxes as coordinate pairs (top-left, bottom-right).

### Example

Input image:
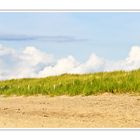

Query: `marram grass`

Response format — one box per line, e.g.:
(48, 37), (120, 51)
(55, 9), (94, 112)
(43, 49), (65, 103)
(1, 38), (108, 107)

(0, 69), (140, 96)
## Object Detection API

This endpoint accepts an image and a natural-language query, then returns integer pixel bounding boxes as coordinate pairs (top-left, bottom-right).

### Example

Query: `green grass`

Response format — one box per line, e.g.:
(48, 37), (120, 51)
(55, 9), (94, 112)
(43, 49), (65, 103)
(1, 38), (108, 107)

(0, 69), (140, 96)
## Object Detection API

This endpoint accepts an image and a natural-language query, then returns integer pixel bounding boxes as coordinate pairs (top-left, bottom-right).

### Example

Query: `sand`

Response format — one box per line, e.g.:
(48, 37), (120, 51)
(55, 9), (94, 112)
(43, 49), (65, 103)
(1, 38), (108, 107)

(0, 93), (140, 128)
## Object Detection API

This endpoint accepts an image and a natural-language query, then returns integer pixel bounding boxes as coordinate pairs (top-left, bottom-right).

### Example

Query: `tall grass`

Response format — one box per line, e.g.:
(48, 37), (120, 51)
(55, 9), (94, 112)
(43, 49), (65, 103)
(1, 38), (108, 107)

(0, 69), (140, 96)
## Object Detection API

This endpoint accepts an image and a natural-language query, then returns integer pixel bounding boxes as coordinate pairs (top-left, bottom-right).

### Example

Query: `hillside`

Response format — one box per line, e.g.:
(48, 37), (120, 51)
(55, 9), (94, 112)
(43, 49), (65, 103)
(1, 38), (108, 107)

(0, 69), (140, 96)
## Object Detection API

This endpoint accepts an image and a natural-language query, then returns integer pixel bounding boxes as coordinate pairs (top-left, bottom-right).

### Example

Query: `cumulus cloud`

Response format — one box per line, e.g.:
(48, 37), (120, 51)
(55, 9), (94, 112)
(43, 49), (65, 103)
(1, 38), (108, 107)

(39, 56), (79, 77)
(0, 45), (54, 80)
(104, 46), (140, 72)
(0, 45), (140, 80)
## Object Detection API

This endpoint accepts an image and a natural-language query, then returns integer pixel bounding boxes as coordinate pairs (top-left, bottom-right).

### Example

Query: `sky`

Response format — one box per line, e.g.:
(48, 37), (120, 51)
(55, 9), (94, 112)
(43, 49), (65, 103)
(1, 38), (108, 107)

(0, 12), (140, 79)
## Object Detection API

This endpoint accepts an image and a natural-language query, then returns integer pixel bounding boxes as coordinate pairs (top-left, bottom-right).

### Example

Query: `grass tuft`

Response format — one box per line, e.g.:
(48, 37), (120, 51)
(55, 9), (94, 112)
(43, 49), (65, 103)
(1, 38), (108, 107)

(0, 69), (140, 96)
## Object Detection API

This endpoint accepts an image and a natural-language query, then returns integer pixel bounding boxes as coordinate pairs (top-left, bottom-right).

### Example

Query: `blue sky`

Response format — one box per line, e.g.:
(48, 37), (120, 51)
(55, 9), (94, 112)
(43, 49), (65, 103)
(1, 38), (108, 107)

(0, 12), (140, 62)
(1, 12), (140, 79)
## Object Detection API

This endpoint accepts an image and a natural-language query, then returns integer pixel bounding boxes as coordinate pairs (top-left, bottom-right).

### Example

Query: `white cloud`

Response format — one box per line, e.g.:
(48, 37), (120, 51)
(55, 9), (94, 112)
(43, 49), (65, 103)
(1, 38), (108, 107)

(0, 45), (54, 80)
(104, 46), (140, 71)
(63, 53), (106, 74)
(39, 56), (79, 77)
(0, 45), (140, 80)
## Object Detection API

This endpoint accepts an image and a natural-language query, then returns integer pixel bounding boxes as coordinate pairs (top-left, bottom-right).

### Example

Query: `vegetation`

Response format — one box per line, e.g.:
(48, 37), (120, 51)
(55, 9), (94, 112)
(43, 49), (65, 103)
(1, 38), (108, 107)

(0, 69), (140, 96)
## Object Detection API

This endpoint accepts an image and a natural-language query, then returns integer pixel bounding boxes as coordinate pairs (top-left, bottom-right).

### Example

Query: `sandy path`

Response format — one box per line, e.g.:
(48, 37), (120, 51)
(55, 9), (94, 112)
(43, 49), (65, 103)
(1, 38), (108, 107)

(0, 93), (140, 128)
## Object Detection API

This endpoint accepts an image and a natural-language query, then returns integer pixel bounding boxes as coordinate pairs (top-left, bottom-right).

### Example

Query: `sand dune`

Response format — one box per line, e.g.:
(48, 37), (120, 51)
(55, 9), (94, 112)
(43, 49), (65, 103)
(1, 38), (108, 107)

(0, 94), (140, 128)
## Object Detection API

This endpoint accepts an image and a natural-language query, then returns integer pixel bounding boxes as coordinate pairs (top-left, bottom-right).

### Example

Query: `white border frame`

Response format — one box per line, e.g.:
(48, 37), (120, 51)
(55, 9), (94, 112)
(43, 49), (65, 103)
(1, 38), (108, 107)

(0, 10), (139, 131)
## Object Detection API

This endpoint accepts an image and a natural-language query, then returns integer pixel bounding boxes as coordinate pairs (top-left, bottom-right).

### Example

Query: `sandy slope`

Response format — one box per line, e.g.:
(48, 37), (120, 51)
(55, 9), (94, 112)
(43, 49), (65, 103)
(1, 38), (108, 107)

(0, 93), (140, 128)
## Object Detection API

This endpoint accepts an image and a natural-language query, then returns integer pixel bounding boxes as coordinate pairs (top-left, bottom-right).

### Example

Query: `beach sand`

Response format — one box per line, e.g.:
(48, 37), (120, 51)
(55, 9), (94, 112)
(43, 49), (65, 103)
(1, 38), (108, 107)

(0, 93), (140, 128)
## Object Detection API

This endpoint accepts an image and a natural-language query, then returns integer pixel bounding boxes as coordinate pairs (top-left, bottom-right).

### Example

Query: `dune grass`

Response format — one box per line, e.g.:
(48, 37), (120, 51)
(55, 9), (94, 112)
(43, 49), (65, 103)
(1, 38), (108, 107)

(0, 69), (140, 96)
